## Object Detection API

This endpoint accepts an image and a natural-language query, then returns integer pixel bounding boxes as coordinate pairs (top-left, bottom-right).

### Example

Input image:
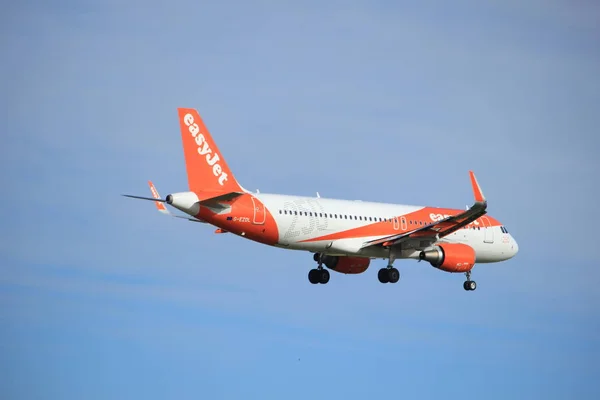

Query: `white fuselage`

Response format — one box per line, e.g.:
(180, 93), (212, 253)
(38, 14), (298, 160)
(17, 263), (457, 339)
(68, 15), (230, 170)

(253, 193), (519, 263)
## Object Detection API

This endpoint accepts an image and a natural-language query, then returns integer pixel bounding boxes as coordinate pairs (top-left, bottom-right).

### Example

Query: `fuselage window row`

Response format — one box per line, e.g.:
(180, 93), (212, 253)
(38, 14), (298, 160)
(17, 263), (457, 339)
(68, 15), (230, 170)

(278, 209), (401, 224)
(277, 209), (492, 232)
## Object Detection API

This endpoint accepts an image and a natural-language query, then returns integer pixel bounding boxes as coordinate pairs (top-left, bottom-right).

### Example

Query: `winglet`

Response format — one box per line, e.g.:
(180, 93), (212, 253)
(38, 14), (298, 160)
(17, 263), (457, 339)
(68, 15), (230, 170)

(148, 181), (170, 215)
(469, 171), (486, 204)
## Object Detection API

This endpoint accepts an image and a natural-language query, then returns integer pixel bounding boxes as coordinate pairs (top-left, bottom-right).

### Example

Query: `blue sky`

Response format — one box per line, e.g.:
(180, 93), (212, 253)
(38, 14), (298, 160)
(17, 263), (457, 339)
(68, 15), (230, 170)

(1, 0), (599, 399)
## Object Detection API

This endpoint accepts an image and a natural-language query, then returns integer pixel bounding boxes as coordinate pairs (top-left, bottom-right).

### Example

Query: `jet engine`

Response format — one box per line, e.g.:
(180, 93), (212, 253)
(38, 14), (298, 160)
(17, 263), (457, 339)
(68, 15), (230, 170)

(418, 243), (475, 273)
(321, 255), (370, 274)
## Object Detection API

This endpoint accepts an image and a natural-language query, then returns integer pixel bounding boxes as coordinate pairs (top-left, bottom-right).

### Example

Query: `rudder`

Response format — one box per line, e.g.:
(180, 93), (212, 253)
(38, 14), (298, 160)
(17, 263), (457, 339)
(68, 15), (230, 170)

(177, 108), (244, 193)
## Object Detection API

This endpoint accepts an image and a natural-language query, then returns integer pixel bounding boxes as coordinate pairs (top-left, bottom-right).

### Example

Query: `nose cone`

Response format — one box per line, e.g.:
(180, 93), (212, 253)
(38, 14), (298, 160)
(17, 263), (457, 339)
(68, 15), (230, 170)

(510, 235), (519, 257)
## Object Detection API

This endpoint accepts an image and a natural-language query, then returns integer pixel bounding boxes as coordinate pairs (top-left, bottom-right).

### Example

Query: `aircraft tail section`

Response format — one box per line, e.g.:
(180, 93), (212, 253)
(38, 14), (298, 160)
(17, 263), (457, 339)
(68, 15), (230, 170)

(177, 108), (245, 194)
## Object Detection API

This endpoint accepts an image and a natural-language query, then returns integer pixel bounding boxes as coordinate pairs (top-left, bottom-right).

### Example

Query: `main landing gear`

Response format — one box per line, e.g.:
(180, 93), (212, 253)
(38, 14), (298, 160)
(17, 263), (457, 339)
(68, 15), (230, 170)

(309, 253), (330, 284)
(378, 266), (399, 283)
(378, 250), (399, 284)
(463, 270), (477, 291)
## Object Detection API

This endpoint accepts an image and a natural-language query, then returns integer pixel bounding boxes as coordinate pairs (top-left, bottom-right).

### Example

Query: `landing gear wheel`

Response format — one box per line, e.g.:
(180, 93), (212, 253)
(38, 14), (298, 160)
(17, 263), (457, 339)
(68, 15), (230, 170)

(388, 268), (400, 283)
(308, 268), (330, 284)
(378, 268), (389, 283)
(313, 253), (320, 262)
(463, 270), (476, 291)
(319, 269), (330, 284)
(308, 269), (320, 284)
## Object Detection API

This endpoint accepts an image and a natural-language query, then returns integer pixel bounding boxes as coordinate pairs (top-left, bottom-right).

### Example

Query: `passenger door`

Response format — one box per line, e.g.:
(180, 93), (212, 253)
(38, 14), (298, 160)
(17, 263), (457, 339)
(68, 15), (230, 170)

(251, 196), (266, 225)
(481, 216), (494, 243)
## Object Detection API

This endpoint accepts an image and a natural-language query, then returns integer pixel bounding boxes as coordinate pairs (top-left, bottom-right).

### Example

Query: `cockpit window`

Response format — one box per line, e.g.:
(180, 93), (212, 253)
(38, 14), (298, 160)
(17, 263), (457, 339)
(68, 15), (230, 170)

(501, 226), (509, 234)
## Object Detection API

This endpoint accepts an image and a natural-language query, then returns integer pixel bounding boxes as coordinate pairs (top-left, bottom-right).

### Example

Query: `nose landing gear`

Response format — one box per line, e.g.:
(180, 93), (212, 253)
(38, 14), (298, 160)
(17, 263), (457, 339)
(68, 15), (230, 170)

(463, 270), (477, 291)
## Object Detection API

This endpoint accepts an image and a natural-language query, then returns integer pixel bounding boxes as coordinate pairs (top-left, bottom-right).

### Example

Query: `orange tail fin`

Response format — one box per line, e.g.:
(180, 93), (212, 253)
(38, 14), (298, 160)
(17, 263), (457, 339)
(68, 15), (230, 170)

(177, 108), (244, 193)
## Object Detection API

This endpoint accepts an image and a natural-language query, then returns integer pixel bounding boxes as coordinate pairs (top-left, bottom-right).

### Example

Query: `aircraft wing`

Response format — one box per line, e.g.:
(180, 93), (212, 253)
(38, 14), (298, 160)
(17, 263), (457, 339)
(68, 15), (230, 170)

(361, 171), (487, 249)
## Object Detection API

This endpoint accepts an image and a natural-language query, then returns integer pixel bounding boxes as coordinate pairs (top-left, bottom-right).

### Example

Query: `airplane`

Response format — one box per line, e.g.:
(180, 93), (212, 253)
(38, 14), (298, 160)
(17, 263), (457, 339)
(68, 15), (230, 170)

(124, 107), (519, 290)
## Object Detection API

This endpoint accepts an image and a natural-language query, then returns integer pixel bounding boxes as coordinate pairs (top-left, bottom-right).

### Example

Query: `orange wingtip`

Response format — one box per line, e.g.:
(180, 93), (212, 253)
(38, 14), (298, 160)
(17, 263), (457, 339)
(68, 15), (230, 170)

(468, 171), (485, 203)
(147, 180), (168, 211)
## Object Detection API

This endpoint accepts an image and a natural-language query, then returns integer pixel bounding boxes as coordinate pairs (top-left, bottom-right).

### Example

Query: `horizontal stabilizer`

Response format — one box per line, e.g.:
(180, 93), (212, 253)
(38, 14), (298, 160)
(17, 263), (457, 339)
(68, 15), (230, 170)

(122, 194), (166, 202)
(195, 190), (244, 205)
(122, 181), (208, 223)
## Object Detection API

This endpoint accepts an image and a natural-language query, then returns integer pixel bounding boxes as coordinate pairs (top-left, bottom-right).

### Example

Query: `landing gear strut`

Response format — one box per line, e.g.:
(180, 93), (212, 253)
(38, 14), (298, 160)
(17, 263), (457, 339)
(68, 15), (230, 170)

(309, 253), (330, 284)
(378, 249), (400, 284)
(463, 270), (477, 291)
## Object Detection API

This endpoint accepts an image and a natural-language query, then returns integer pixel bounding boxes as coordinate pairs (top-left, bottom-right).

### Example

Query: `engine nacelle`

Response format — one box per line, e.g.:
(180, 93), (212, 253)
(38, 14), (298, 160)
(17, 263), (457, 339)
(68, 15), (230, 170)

(321, 255), (370, 274)
(419, 243), (475, 273)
